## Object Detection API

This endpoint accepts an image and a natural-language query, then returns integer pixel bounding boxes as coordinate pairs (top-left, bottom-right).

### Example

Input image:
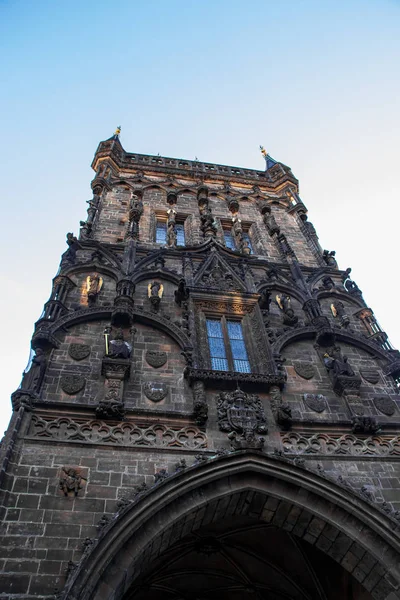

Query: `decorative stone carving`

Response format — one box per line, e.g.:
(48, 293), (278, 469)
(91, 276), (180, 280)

(201, 264), (242, 292)
(126, 193), (144, 240)
(281, 431), (400, 456)
(60, 374), (86, 395)
(86, 274), (103, 306)
(143, 381), (168, 402)
(360, 370), (380, 385)
(262, 206), (280, 236)
(193, 380), (208, 426)
(342, 268), (363, 297)
(95, 401), (126, 420)
(294, 362), (315, 380)
(68, 343), (91, 361)
(351, 416), (380, 434)
(276, 295), (298, 326)
(185, 366), (285, 388)
(105, 327), (132, 359)
(373, 396), (396, 416)
(323, 347), (361, 396)
(330, 301), (350, 328)
(270, 385), (292, 430)
(145, 350), (167, 368)
(303, 393), (327, 413)
(59, 467), (85, 497)
(217, 389), (267, 450)
(322, 249), (337, 267)
(60, 232), (79, 267)
(20, 348), (47, 394)
(148, 281), (164, 312)
(29, 416), (207, 449)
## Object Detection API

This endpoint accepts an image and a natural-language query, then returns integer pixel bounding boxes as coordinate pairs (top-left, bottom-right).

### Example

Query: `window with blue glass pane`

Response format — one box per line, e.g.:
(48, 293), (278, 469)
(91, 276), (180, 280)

(242, 232), (253, 254)
(156, 221), (167, 244)
(176, 223), (185, 246)
(206, 319), (228, 371)
(227, 320), (251, 373)
(224, 231), (236, 250)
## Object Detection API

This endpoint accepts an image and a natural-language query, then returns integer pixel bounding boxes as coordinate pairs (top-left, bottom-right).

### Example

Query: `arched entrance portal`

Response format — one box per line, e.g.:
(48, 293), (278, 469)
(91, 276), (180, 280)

(63, 453), (400, 600)
(127, 516), (372, 599)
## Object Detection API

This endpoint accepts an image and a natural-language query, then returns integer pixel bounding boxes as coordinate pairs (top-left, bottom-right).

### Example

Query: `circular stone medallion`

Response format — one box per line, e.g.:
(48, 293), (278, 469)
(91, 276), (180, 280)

(143, 382), (168, 402)
(60, 374), (86, 395)
(69, 343), (91, 361)
(145, 351), (167, 368)
(373, 396), (396, 416)
(294, 362), (315, 380)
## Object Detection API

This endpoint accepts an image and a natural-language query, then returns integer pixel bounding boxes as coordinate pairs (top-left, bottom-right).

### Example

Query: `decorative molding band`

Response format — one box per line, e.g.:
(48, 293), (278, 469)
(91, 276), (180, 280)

(27, 416), (207, 450)
(281, 432), (400, 457)
(184, 367), (285, 389)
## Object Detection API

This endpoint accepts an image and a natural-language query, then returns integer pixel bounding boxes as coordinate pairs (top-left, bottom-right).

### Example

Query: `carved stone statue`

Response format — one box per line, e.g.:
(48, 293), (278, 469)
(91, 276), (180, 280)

(86, 273), (103, 306)
(108, 328), (131, 359)
(324, 347), (355, 377)
(21, 348), (46, 394)
(276, 294), (298, 326)
(148, 281), (164, 311)
(126, 194), (144, 239)
(59, 467), (82, 497)
(167, 220), (177, 247)
(199, 203), (217, 237)
(322, 250), (337, 268)
(61, 233), (79, 266)
(263, 208), (280, 236)
(331, 301), (350, 328)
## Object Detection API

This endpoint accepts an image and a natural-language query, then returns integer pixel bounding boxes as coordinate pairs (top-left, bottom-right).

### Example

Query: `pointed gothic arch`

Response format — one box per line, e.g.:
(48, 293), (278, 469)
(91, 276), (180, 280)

(62, 452), (400, 600)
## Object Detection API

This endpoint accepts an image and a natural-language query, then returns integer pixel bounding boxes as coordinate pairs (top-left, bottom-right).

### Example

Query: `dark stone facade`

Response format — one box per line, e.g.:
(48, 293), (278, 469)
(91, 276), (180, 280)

(1, 133), (400, 599)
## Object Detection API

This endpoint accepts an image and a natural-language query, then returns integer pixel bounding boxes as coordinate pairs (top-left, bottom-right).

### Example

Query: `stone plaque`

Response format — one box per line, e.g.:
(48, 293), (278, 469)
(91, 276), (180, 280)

(303, 393), (327, 413)
(373, 396), (396, 417)
(145, 350), (167, 368)
(69, 343), (91, 361)
(360, 370), (380, 385)
(143, 382), (168, 402)
(60, 374), (86, 395)
(294, 362), (315, 380)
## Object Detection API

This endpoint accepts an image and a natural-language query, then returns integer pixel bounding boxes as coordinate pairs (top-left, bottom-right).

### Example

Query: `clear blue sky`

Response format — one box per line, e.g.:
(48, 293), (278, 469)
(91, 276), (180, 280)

(1, 0), (399, 433)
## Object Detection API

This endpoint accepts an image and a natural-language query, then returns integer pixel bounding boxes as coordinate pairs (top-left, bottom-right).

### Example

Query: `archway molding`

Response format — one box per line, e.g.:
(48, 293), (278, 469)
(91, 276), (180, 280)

(63, 452), (400, 600)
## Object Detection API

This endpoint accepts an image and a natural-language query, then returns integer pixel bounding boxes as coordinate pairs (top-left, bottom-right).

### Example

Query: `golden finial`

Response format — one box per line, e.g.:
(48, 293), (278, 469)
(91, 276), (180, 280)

(115, 125), (121, 136)
(259, 145), (267, 157)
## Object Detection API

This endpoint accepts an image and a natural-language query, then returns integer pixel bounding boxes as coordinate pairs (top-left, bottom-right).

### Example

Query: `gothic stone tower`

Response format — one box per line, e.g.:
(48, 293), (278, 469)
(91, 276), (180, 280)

(1, 132), (400, 600)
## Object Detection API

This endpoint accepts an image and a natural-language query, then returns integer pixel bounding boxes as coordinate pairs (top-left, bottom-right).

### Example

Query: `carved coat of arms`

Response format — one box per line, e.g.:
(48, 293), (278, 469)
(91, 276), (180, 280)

(303, 393), (327, 413)
(216, 390), (267, 449)
(360, 370), (380, 385)
(143, 382), (168, 402)
(60, 374), (86, 395)
(145, 350), (167, 368)
(69, 343), (91, 361)
(373, 396), (396, 416)
(294, 362), (315, 380)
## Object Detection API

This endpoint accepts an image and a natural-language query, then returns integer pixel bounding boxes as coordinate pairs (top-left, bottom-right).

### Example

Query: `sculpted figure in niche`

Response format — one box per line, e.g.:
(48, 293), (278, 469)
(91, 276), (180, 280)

(148, 281), (164, 311)
(276, 294), (298, 326)
(21, 348), (47, 393)
(108, 328), (131, 359)
(86, 273), (103, 306)
(263, 207), (280, 236)
(331, 301), (350, 328)
(167, 219), (177, 247)
(324, 347), (355, 377)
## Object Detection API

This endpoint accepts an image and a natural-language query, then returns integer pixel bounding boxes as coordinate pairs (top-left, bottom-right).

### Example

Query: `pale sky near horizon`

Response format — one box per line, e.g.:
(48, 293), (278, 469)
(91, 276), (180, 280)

(0, 0), (399, 435)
